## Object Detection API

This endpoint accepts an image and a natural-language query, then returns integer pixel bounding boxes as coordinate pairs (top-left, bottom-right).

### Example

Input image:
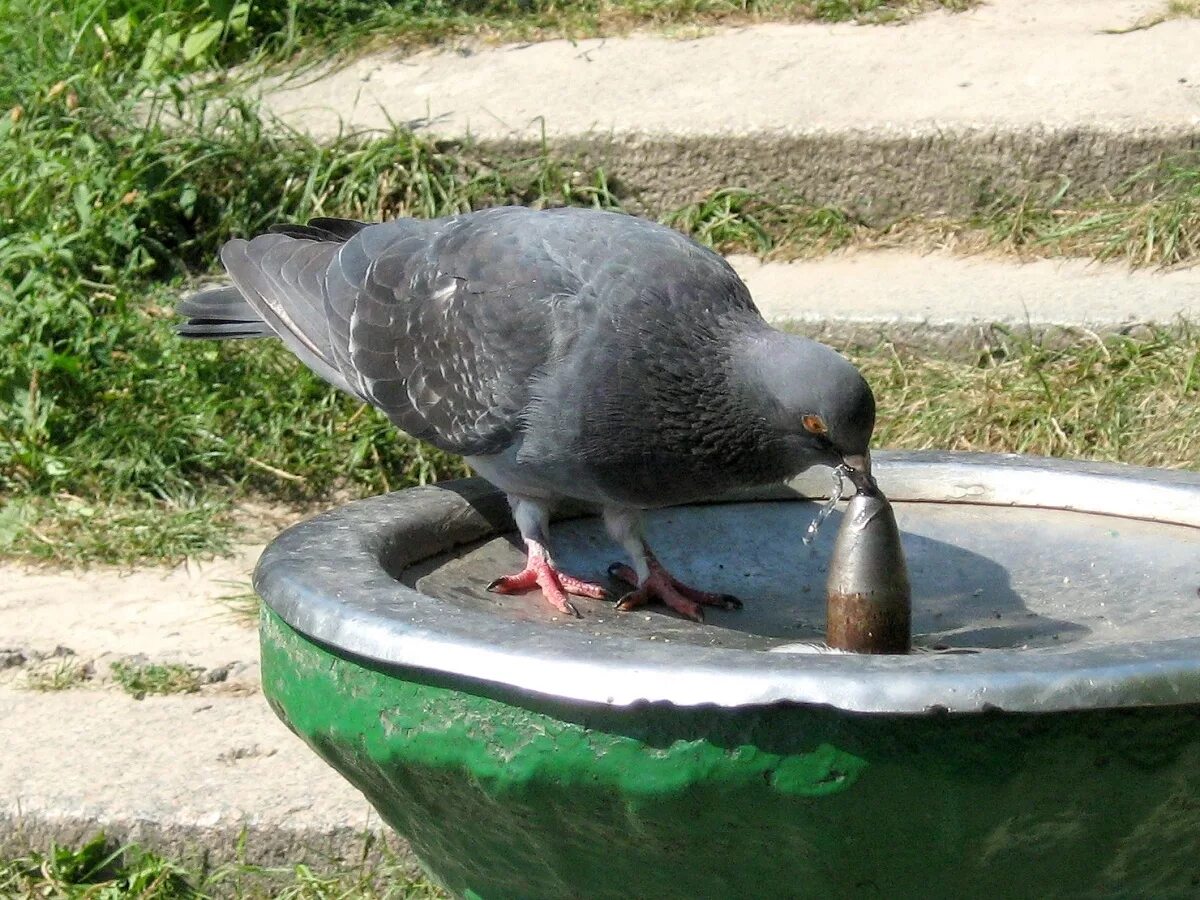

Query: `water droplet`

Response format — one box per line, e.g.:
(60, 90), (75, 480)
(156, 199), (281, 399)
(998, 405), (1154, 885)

(803, 465), (848, 546)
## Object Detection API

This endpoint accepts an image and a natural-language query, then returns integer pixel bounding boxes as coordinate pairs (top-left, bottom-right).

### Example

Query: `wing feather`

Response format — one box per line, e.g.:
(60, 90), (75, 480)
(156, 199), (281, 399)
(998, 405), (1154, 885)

(320, 212), (571, 455)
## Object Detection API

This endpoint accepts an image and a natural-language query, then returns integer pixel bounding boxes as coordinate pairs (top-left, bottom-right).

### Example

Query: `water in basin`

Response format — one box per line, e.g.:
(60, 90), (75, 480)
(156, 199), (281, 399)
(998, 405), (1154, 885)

(403, 499), (1200, 654)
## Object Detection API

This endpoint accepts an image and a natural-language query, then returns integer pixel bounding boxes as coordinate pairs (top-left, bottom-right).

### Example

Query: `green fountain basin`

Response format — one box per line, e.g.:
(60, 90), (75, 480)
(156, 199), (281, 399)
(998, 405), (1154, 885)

(256, 452), (1200, 899)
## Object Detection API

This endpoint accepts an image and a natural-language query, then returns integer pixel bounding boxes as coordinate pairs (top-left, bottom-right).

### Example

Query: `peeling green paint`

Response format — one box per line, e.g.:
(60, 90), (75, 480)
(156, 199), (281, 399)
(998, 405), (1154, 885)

(261, 609), (1200, 900)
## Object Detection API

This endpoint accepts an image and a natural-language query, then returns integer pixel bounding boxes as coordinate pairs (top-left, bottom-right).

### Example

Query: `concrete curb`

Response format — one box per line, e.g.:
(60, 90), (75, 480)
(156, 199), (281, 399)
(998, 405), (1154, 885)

(0, 552), (409, 875)
(0, 814), (402, 874)
(0, 689), (407, 872)
(731, 251), (1200, 331)
(478, 127), (1200, 223)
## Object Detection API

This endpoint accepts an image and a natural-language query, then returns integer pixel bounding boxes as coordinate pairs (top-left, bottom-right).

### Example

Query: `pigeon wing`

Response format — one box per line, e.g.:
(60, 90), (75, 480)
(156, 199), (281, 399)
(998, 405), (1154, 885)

(322, 216), (571, 457)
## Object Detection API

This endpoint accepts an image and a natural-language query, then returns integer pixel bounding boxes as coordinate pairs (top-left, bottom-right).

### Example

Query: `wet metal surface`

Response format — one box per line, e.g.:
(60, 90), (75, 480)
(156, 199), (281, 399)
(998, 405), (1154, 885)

(408, 501), (1191, 652)
(255, 452), (1200, 713)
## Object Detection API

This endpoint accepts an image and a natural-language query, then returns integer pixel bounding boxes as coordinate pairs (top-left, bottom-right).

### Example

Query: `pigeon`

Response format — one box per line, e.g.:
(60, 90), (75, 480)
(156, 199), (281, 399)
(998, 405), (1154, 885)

(177, 206), (876, 621)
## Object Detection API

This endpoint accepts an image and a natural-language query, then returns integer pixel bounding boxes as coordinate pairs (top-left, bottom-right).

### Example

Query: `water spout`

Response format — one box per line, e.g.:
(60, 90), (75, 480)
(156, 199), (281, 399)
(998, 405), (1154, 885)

(825, 489), (912, 654)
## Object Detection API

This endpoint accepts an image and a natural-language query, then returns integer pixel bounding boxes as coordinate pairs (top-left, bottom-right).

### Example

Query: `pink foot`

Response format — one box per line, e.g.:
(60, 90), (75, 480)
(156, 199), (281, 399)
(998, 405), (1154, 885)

(487, 545), (609, 618)
(608, 558), (742, 623)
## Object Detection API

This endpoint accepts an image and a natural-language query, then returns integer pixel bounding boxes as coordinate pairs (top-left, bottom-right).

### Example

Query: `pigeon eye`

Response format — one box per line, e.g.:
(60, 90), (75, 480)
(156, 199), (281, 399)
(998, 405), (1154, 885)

(802, 415), (828, 435)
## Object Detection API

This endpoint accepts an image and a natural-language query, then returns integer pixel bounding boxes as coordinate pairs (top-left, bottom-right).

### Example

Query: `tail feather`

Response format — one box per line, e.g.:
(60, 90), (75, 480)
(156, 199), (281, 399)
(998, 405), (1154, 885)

(175, 285), (271, 340)
(177, 284), (258, 321)
(268, 217), (368, 242)
(219, 236), (339, 365)
(175, 218), (370, 398)
(218, 236), (359, 397)
(176, 319), (274, 339)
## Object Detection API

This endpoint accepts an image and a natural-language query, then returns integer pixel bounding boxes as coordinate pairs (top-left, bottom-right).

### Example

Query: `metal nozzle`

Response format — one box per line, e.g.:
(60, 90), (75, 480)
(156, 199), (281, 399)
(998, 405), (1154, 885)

(825, 489), (912, 654)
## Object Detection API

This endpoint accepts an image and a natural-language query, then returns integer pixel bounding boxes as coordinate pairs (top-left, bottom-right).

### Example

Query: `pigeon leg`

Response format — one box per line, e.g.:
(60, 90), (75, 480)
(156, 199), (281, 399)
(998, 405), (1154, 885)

(487, 496), (609, 617)
(604, 509), (743, 623)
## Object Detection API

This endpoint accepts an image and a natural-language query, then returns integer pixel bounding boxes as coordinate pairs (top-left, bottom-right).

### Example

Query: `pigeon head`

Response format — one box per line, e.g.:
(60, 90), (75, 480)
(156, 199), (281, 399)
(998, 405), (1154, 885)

(736, 330), (878, 493)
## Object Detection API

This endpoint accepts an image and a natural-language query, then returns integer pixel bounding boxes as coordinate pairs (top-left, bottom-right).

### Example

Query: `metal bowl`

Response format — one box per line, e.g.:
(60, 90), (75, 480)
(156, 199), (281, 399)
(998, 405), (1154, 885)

(257, 452), (1200, 898)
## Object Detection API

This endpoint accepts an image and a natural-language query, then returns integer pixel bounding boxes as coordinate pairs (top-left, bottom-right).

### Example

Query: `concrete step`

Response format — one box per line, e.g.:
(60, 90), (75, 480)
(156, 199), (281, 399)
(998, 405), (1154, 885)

(0, 549), (395, 869)
(731, 250), (1200, 330)
(0, 690), (394, 869)
(255, 0), (1200, 222)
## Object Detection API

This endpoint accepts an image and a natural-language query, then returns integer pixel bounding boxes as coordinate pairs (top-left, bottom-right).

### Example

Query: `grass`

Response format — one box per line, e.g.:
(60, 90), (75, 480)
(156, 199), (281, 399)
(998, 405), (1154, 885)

(216, 580), (263, 627)
(0, 832), (446, 899)
(212, 0), (980, 66)
(670, 163), (1200, 268)
(110, 660), (204, 698)
(343, 0), (978, 50)
(845, 325), (1200, 468)
(666, 189), (858, 257)
(2, 0), (1199, 566)
(0, 494), (239, 564)
(1104, 0), (1200, 33)
(23, 657), (92, 692)
(954, 164), (1200, 268)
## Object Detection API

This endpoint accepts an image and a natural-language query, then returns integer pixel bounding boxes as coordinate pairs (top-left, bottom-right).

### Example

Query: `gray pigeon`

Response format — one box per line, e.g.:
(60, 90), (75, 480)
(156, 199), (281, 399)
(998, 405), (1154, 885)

(178, 206), (876, 621)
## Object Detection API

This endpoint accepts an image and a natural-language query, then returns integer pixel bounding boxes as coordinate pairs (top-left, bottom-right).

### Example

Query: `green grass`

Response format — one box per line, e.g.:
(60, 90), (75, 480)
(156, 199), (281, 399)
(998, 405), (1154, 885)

(194, 0), (978, 68)
(265, 0), (979, 64)
(666, 189), (858, 257)
(110, 660), (204, 698)
(330, 0), (979, 53)
(0, 494), (239, 563)
(2, 0), (1199, 566)
(1, 5), (610, 562)
(0, 832), (446, 899)
(1, 0), (977, 93)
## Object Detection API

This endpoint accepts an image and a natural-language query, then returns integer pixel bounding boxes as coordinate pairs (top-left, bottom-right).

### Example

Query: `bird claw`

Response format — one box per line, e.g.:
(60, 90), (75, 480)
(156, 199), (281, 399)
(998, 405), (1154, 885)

(608, 561), (740, 622)
(616, 587), (704, 623)
(487, 558), (604, 618)
(713, 594), (744, 611)
(487, 570), (538, 594)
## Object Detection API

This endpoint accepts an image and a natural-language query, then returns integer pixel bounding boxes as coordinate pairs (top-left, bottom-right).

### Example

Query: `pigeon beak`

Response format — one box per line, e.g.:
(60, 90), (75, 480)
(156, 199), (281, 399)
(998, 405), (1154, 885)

(840, 450), (878, 496)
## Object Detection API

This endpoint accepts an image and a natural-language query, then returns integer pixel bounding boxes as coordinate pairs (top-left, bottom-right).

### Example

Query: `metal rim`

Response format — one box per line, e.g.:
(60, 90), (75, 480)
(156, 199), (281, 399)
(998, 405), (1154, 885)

(255, 451), (1200, 714)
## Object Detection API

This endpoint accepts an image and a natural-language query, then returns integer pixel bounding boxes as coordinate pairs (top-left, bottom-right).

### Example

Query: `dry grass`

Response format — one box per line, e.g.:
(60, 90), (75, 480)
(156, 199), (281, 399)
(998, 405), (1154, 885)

(341, 0), (978, 57)
(844, 326), (1200, 470)
(215, 580), (262, 627)
(1103, 0), (1200, 33)
(23, 657), (91, 692)
(672, 158), (1200, 269)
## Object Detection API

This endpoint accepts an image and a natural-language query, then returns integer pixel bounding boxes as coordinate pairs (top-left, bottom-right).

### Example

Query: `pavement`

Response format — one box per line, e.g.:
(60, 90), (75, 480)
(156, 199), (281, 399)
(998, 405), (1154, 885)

(256, 0), (1200, 220)
(733, 250), (1200, 328)
(0, 545), (401, 869)
(7, 0), (1200, 873)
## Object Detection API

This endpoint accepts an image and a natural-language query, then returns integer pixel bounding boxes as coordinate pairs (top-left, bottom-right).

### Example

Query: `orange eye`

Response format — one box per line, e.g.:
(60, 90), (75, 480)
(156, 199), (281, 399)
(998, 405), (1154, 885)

(802, 415), (827, 435)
